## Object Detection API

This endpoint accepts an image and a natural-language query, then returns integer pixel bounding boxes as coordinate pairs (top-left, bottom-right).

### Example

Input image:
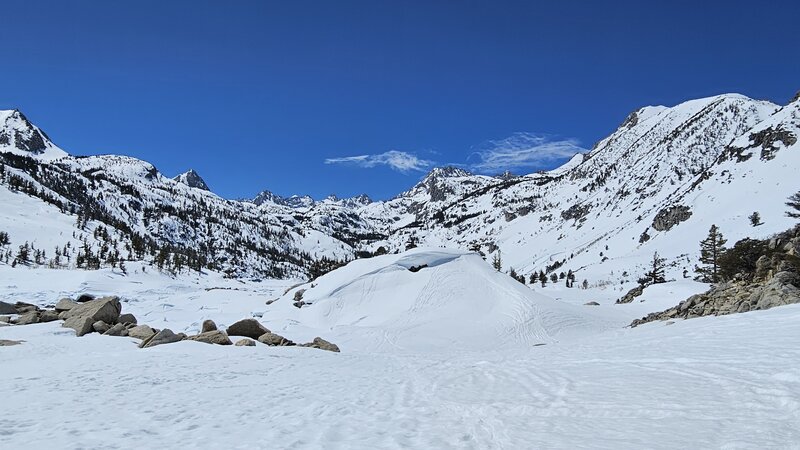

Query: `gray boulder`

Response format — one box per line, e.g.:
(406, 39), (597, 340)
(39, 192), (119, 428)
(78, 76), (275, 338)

(117, 313), (137, 325)
(54, 298), (77, 312)
(0, 301), (16, 314)
(584, 301), (600, 306)
(39, 310), (61, 323)
(234, 338), (256, 347)
(140, 329), (184, 349)
(14, 302), (38, 314)
(189, 330), (233, 345)
(92, 321), (112, 334)
(103, 323), (129, 337)
(257, 332), (295, 346)
(128, 325), (157, 341)
(226, 318), (270, 340)
(305, 337), (340, 353)
(0, 339), (23, 346)
(201, 319), (217, 333)
(62, 296), (121, 325)
(15, 311), (40, 325)
(75, 294), (95, 303)
(616, 285), (645, 304)
(0, 315), (10, 323)
(63, 316), (95, 336)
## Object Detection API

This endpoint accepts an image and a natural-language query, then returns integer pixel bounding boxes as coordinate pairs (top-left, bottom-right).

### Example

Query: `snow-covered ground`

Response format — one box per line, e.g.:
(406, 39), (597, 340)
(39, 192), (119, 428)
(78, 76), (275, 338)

(2, 251), (799, 449)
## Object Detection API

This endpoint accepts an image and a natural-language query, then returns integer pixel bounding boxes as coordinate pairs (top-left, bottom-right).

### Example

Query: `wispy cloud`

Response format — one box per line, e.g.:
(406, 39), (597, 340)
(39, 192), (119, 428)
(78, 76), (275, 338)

(468, 132), (586, 173)
(325, 150), (433, 173)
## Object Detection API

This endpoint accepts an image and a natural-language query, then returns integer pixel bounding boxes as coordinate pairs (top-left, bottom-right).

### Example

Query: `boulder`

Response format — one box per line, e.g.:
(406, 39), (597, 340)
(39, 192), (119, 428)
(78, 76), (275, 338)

(188, 330), (233, 345)
(14, 302), (38, 314)
(0, 339), (23, 346)
(62, 296), (121, 325)
(75, 294), (95, 303)
(16, 312), (40, 325)
(128, 325), (157, 341)
(0, 315), (10, 323)
(584, 301), (600, 306)
(103, 323), (129, 337)
(39, 310), (61, 323)
(54, 298), (78, 312)
(616, 285), (645, 304)
(257, 332), (295, 346)
(140, 328), (184, 349)
(92, 321), (112, 334)
(226, 318), (270, 340)
(234, 338), (256, 347)
(305, 337), (340, 353)
(63, 316), (96, 336)
(201, 319), (217, 333)
(0, 301), (16, 314)
(117, 313), (137, 325)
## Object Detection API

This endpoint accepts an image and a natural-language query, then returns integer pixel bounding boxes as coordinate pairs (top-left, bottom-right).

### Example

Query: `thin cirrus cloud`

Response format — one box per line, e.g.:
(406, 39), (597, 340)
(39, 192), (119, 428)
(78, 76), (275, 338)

(467, 132), (586, 173)
(324, 150), (433, 173)
(324, 133), (585, 175)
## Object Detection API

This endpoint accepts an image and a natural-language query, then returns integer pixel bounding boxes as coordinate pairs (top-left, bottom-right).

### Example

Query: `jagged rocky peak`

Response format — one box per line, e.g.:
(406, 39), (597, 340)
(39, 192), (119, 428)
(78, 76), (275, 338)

(790, 90), (800, 104)
(173, 169), (210, 191)
(0, 109), (67, 159)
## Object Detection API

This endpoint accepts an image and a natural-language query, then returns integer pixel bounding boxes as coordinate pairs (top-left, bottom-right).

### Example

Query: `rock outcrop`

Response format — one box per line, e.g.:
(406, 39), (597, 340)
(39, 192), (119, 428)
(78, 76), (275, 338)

(62, 296), (122, 336)
(226, 319), (270, 340)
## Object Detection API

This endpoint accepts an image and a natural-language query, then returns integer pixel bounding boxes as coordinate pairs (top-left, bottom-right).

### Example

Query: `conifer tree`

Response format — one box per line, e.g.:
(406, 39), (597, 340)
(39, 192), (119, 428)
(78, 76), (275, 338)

(787, 191), (800, 219)
(642, 252), (667, 285)
(491, 251), (502, 271)
(748, 211), (763, 227)
(696, 225), (727, 283)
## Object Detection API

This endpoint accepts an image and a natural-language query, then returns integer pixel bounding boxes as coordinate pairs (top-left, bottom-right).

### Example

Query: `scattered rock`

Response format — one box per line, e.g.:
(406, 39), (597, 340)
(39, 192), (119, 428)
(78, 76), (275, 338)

(226, 318), (270, 340)
(128, 325), (157, 341)
(92, 321), (112, 334)
(63, 316), (96, 337)
(103, 323), (129, 337)
(616, 285), (646, 304)
(257, 332), (295, 346)
(189, 330), (233, 345)
(234, 338), (256, 347)
(117, 313), (137, 325)
(584, 301), (600, 306)
(201, 319), (217, 333)
(140, 328), (184, 349)
(39, 310), (60, 323)
(0, 301), (17, 315)
(54, 298), (78, 312)
(0, 339), (23, 346)
(75, 294), (95, 303)
(304, 337), (340, 353)
(62, 296), (121, 326)
(16, 311), (40, 325)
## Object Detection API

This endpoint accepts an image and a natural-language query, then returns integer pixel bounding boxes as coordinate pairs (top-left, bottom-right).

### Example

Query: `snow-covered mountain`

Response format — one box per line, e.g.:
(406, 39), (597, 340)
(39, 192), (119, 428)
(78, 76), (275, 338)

(1, 91), (798, 284)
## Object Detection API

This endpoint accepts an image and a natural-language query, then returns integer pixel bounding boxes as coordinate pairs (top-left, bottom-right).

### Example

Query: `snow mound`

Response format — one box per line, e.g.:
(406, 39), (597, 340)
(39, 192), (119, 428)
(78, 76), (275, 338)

(269, 248), (610, 353)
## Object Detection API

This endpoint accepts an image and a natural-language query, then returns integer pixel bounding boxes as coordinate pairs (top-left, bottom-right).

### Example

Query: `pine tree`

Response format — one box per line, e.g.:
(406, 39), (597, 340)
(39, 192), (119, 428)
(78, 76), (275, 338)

(491, 251), (502, 271)
(581, 279), (589, 289)
(539, 270), (547, 287)
(566, 269), (575, 288)
(748, 211), (763, 227)
(642, 251), (667, 285)
(787, 191), (800, 219)
(696, 225), (727, 283)
(549, 272), (558, 283)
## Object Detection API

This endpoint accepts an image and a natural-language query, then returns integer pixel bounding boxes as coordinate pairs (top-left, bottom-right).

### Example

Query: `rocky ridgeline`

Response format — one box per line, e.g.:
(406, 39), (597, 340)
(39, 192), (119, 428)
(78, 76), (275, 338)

(631, 226), (800, 327)
(0, 296), (339, 352)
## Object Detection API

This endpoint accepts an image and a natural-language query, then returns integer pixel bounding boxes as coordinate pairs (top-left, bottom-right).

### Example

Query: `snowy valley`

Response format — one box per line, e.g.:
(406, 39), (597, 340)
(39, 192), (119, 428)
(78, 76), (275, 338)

(1, 91), (800, 448)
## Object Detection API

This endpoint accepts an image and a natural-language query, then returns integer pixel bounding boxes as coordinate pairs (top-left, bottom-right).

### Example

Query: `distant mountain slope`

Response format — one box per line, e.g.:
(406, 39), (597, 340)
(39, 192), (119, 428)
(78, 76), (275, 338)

(1, 91), (797, 284)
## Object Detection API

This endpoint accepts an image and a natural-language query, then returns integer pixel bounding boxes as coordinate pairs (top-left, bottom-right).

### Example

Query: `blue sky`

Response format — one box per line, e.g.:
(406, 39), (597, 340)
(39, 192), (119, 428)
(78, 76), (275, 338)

(1, 1), (798, 200)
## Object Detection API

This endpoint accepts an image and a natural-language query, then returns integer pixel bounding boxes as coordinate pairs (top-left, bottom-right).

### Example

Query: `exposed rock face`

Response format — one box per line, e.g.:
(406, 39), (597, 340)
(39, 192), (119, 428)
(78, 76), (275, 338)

(128, 325), (157, 341)
(173, 169), (210, 191)
(632, 225), (800, 327)
(226, 319), (270, 340)
(257, 332), (295, 346)
(140, 329), (185, 349)
(201, 319), (217, 333)
(652, 205), (692, 232)
(189, 330), (233, 345)
(616, 285), (645, 304)
(303, 337), (340, 353)
(234, 339), (256, 347)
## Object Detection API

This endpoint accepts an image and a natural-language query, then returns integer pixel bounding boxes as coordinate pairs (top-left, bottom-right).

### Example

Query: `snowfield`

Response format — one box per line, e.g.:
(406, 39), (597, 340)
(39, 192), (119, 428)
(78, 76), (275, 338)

(2, 252), (799, 449)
